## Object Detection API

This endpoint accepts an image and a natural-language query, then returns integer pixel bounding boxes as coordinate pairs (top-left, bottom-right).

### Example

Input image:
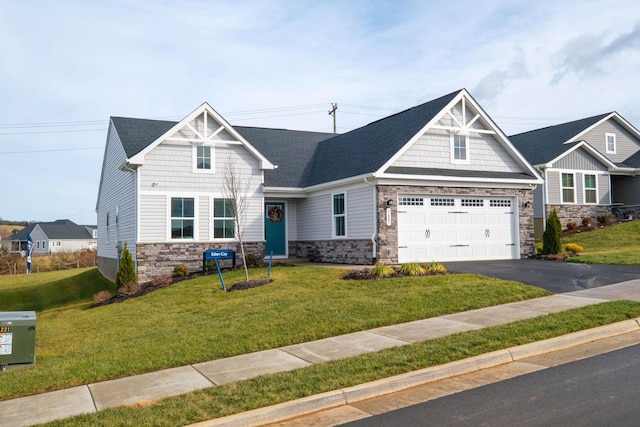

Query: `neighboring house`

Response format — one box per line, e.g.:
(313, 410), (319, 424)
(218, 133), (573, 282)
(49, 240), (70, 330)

(510, 112), (640, 235)
(7, 220), (97, 254)
(96, 89), (542, 283)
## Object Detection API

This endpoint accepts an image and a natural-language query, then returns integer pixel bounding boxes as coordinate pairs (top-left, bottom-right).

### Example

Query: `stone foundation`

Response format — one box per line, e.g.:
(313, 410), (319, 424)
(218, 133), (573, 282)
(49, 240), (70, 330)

(546, 204), (612, 228)
(293, 240), (375, 265)
(136, 241), (265, 283)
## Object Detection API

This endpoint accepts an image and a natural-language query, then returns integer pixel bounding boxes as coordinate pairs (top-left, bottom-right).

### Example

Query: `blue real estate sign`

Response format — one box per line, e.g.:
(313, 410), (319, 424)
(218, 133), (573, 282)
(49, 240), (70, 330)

(203, 249), (236, 292)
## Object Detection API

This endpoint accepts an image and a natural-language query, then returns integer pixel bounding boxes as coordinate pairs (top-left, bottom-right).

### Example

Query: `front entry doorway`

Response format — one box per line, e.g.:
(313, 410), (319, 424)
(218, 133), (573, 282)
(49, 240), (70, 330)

(265, 202), (286, 256)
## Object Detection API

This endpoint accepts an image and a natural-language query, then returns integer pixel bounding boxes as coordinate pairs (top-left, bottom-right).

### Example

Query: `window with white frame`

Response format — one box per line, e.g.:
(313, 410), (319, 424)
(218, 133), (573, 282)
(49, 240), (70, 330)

(584, 174), (597, 204)
(451, 133), (469, 163)
(171, 197), (194, 239)
(213, 198), (235, 239)
(333, 193), (346, 237)
(561, 173), (575, 203)
(606, 133), (616, 154)
(195, 145), (212, 171)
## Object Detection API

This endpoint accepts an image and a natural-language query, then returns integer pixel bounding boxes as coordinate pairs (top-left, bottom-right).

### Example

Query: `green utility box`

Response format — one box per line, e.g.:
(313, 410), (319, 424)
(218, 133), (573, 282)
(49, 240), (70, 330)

(0, 311), (36, 371)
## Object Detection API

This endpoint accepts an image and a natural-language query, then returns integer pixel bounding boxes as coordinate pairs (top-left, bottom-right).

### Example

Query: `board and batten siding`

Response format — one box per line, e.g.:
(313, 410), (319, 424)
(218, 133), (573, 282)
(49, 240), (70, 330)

(553, 148), (608, 171)
(580, 119), (640, 164)
(97, 122), (138, 261)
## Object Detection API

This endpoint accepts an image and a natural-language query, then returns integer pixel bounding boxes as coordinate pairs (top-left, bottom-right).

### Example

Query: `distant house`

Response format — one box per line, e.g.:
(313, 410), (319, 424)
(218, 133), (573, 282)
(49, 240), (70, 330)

(7, 220), (97, 254)
(510, 112), (640, 234)
(96, 89), (542, 283)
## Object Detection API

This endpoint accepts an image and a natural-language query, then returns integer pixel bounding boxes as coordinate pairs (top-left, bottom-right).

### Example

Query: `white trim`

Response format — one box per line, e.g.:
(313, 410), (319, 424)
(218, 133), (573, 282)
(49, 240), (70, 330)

(543, 140), (617, 170)
(211, 197), (237, 241)
(332, 192), (347, 238)
(560, 171), (576, 204)
(605, 132), (617, 154)
(583, 173), (598, 204)
(450, 132), (470, 164)
(192, 144), (215, 174)
(167, 195), (197, 241)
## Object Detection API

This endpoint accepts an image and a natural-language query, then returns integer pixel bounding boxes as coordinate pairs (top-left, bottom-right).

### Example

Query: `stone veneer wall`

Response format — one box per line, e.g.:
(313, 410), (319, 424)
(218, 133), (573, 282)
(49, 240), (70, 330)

(546, 204), (612, 228)
(375, 185), (535, 264)
(136, 241), (264, 283)
(293, 240), (374, 265)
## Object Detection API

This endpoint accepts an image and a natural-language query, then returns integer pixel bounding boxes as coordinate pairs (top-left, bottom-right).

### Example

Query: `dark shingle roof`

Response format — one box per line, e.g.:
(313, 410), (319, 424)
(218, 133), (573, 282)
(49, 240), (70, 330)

(111, 117), (177, 158)
(235, 127), (335, 187)
(304, 90), (460, 186)
(509, 113), (610, 165)
(8, 220), (94, 241)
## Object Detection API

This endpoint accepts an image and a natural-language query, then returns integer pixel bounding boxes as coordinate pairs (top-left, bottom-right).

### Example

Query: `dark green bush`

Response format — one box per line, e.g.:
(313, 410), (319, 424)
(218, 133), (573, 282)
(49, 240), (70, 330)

(542, 208), (562, 254)
(115, 242), (137, 288)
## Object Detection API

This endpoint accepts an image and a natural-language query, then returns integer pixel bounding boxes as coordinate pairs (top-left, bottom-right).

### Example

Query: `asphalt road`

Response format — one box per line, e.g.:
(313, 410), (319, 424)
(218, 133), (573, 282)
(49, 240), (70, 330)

(340, 343), (640, 427)
(443, 259), (640, 293)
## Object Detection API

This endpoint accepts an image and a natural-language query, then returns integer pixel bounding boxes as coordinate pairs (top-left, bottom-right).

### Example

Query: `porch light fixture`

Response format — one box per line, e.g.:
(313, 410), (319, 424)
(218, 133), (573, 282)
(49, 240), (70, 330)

(523, 201), (532, 208)
(385, 199), (393, 207)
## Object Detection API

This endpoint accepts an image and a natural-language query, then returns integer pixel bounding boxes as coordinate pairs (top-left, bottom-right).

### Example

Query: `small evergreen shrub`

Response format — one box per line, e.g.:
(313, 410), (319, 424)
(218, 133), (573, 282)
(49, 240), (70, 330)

(565, 243), (584, 254)
(173, 264), (189, 277)
(597, 215), (608, 224)
(370, 263), (395, 278)
(566, 221), (578, 231)
(398, 262), (427, 276)
(115, 242), (138, 288)
(542, 208), (562, 254)
(534, 242), (543, 254)
(245, 253), (260, 268)
(424, 262), (447, 274)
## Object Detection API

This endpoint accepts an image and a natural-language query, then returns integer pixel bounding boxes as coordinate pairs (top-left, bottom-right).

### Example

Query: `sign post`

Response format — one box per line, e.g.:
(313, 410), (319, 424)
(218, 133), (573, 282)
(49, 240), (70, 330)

(203, 249), (235, 292)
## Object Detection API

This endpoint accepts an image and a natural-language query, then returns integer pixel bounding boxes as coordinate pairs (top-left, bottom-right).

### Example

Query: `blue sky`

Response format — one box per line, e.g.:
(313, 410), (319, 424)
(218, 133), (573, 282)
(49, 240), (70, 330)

(1, 0), (640, 225)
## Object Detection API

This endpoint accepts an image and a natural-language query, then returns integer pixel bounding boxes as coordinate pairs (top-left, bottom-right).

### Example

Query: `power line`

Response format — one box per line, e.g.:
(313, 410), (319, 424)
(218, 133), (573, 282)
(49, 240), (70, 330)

(0, 146), (103, 155)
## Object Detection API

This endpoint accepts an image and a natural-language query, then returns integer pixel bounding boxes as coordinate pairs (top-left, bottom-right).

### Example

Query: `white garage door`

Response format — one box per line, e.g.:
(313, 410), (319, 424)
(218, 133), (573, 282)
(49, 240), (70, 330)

(397, 195), (518, 263)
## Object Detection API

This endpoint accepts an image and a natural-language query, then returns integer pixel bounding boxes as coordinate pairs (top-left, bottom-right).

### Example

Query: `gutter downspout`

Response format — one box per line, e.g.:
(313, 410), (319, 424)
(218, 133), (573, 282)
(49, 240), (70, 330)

(364, 177), (377, 261)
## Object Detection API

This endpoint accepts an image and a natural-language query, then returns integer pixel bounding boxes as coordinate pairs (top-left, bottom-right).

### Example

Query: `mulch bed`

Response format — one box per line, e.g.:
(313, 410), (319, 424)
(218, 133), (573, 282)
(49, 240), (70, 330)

(342, 269), (449, 280)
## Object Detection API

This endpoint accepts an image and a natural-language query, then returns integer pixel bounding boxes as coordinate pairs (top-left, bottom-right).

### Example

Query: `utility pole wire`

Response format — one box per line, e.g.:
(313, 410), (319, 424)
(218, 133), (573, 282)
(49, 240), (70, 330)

(328, 103), (338, 134)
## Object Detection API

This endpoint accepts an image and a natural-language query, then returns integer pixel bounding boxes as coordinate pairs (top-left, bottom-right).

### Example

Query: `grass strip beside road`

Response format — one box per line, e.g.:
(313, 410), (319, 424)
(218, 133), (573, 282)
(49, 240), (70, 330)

(41, 300), (640, 427)
(0, 266), (549, 401)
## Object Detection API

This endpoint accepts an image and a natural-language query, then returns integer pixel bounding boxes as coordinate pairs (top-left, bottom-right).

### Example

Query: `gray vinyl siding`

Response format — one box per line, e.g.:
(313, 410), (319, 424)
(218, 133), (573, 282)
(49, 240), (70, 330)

(552, 148), (608, 171)
(96, 122), (138, 262)
(579, 119), (640, 163)
(137, 141), (264, 242)
(345, 185), (375, 239)
(297, 194), (331, 240)
(545, 169), (610, 205)
(139, 194), (167, 241)
(533, 185), (544, 219)
(286, 200), (298, 241)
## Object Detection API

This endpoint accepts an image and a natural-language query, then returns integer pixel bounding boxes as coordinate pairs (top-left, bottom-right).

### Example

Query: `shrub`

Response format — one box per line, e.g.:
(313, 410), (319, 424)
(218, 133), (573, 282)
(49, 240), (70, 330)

(582, 217), (593, 227)
(566, 221), (578, 230)
(370, 263), (395, 278)
(534, 242), (543, 254)
(398, 262), (427, 276)
(149, 274), (172, 288)
(93, 291), (112, 304)
(542, 208), (562, 254)
(115, 242), (138, 288)
(565, 243), (584, 254)
(245, 253), (260, 268)
(118, 281), (141, 295)
(597, 215), (608, 224)
(424, 262), (447, 274)
(173, 264), (189, 277)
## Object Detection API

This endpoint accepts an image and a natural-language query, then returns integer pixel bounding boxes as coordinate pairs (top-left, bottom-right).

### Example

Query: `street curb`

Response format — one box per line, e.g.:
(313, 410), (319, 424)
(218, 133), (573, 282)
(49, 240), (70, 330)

(187, 318), (640, 427)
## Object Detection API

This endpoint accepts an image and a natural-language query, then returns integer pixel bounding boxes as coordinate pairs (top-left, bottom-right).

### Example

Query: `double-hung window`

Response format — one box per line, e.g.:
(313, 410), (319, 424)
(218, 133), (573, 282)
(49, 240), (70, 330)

(333, 193), (346, 237)
(195, 145), (212, 171)
(561, 173), (575, 203)
(171, 197), (194, 239)
(451, 133), (469, 163)
(584, 174), (597, 204)
(606, 133), (616, 154)
(213, 198), (235, 239)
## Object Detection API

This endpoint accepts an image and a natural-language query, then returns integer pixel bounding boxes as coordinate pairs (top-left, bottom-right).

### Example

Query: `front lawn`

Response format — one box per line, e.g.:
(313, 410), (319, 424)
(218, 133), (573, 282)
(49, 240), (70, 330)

(0, 266), (549, 401)
(562, 220), (640, 264)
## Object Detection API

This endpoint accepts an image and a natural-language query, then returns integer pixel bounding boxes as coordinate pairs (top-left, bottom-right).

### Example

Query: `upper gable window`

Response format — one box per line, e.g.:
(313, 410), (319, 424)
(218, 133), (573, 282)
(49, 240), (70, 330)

(606, 133), (616, 154)
(194, 145), (213, 172)
(451, 133), (469, 164)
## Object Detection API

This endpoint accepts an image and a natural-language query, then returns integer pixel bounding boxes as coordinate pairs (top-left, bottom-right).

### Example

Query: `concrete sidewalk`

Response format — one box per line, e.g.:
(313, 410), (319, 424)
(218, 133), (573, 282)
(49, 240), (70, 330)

(2, 280), (640, 427)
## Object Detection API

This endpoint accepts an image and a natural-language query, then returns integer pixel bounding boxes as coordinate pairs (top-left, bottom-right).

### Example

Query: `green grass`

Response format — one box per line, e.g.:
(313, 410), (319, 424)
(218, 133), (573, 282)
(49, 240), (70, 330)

(0, 268), (116, 311)
(562, 220), (640, 264)
(0, 266), (549, 401)
(41, 300), (640, 427)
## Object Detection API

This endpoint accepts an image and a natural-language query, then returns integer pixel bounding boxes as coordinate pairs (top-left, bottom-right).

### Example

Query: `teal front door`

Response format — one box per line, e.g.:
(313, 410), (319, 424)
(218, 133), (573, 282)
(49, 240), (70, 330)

(265, 202), (286, 256)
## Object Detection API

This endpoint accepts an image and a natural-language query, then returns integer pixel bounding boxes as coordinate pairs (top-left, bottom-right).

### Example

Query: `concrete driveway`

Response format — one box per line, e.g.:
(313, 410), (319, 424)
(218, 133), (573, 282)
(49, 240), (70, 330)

(443, 259), (640, 293)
